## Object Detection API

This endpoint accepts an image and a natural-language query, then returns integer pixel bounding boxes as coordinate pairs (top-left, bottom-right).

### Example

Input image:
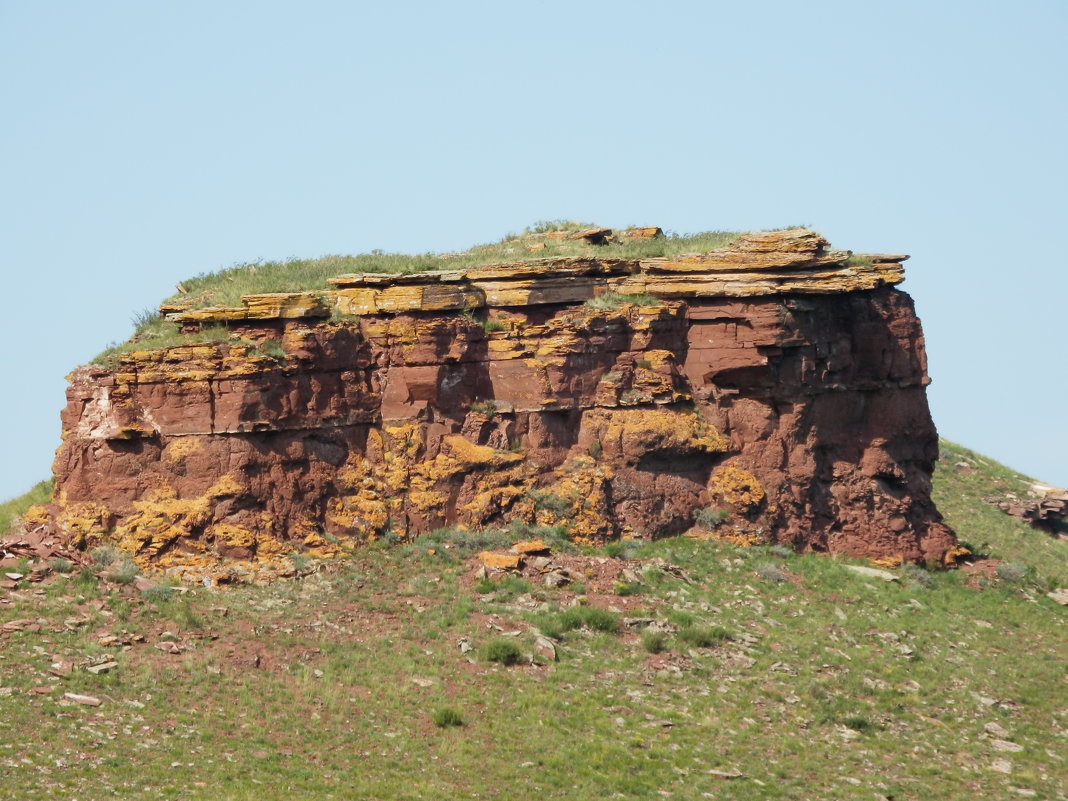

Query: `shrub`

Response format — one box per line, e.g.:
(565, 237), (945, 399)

(49, 557), (75, 575)
(584, 292), (661, 311)
(431, 707), (464, 728)
(469, 400), (498, 417)
(995, 562), (1030, 584)
(90, 545), (120, 567)
(692, 507), (730, 529)
(559, 606), (620, 634)
(677, 626), (731, 648)
(754, 562), (787, 584)
(529, 490), (573, 518)
(481, 319), (506, 333)
(603, 539), (640, 559)
(641, 630), (668, 654)
(141, 585), (177, 603)
(484, 638), (524, 666)
(613, 581), (643, 596)
(901, 563), (935, 590)
(104, 559), (139, 585)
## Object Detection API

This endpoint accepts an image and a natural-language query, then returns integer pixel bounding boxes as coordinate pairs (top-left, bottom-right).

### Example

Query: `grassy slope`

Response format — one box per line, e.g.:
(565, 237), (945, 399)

(932, 439), (1067, 587)
(0, 479), (52, 534)
(0, 444), (1064, 800)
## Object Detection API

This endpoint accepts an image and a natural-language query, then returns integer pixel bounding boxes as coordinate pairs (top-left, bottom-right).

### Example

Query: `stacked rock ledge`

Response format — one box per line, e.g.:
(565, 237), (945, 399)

(38, 228), (959, 582)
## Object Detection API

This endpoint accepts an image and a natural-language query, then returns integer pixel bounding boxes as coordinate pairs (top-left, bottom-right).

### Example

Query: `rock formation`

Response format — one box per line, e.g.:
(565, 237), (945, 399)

(37, 227), (960, 581)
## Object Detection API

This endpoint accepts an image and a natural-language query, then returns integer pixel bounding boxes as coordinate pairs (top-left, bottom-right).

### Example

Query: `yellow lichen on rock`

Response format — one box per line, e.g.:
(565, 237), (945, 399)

(162, 437), (202, 464)
(534, 456), (615, 545)
(50, 499), (112, 548)
(707, 464), (766, 511)
(583, 407), (728, 460)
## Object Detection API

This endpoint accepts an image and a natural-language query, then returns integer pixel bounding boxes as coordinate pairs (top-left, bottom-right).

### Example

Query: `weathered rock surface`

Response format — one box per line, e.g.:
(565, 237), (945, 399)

(39, 228), (959, 579)
(993, 483), (1068, 533)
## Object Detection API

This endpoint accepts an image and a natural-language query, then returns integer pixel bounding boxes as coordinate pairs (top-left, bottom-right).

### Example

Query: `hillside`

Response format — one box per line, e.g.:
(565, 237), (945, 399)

(0, 441), (1064, 800)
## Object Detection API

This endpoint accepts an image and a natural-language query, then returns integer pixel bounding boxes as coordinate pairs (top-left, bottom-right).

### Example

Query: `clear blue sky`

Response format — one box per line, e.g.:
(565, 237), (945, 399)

(2, 0), (1065, 501)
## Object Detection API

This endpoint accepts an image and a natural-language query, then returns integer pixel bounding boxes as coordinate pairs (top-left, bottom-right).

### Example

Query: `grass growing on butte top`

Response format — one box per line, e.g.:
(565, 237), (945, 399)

(90, 223), (745, 365)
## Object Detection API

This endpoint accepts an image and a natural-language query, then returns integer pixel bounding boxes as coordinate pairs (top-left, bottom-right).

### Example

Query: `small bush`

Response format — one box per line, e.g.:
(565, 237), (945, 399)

(142, 585), (177, 603)
(584, 292), (661, 311)
(104, 559), (139, 585)
(641, 630), (668, 654)
(431, 706), (464, 728)
(529, 490), (573, 518)
(559, 606), (620, 634)
(255, 339), (286, 361)
(481, 319), (506, 333)
(613, 581), (643, 596)
(901, 563), (935, 589)
(843, 715), (875, 733)
(492, 574), (533, 601)
(767, 544), (795, 559)
(693, 507), (730, 529)
(469, 400), (498, 417)
(49, 557), (75, 575)
(995, 562), (1030, 584)
(484, 638), (524, 666)
(603, 539), (640, 560)
(677, 626), (731, 648)
(754, 562), (787, 584)
(90, 545), (120, 567)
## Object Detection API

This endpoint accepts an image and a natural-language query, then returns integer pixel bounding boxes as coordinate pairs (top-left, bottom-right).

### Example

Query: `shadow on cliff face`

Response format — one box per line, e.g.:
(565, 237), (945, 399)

(715, 290), (956, 563)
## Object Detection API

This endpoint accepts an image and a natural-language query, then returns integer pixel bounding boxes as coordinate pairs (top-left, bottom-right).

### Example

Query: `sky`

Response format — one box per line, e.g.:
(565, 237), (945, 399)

(1, 0), (1065, 501)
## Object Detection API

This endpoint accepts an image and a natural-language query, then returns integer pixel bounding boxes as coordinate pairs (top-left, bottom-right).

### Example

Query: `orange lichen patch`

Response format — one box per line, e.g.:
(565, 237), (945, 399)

(51, 500), (112, 548)
(870, 554), (904, 569)
(327, 492), (390, 535)
(685, 525), (768, 548)
(406, 489), (449, 512)
(478, 551), (521, 570)
(584, 407), (728, 459)
(707, 465), (766, 511)
(113, 475), (246, 560)
(162, 437), (202, 464)
(457, 466), (532, 525)
(941, 543), (972, 567)
(440, 435), (524, 469)
(513, 539), (550, 555)
(535, 457), (615, 545)
(208, 523), (256, 550)
(21, 504), (54, 528)
(302, 530), (357, 559)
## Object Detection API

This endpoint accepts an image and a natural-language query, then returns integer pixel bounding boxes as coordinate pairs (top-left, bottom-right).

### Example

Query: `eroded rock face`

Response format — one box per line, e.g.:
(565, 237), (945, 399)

(43, 229), (958, 578)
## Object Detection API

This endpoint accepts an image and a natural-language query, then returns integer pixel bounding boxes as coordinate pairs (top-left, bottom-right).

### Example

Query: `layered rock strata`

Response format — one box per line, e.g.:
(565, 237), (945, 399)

(43, 228), (959, 579)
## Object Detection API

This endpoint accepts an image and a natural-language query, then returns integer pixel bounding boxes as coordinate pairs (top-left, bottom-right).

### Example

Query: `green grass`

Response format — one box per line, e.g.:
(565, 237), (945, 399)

(91, 225), (750, 364)
(932, 438), (1067, 587)
(583, 292), (661, 311)
(163, 225), (744, 313)
(0, 478), (52, 532)
(0, 441), (1063, 799)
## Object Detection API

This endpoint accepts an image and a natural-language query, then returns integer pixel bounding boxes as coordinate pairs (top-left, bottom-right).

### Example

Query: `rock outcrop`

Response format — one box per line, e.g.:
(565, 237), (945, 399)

(40, 228), (959, 580)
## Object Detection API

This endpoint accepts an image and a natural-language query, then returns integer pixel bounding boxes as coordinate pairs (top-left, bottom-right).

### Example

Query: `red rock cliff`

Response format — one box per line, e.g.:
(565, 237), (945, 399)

(43, 228), (958, 580)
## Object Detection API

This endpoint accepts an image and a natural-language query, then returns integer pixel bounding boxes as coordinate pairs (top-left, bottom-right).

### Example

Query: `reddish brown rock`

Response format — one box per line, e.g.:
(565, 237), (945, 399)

(40, 229), (959, 579)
